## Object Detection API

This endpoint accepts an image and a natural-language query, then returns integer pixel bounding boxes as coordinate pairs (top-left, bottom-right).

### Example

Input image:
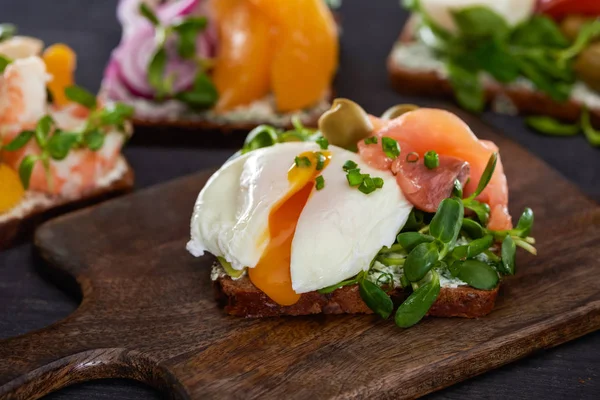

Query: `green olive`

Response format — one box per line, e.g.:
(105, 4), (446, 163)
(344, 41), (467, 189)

(380, 104), (419, 120)
(318, 98), (373, 150)
(560, 15), (594, 43)
(574, 42), (600, 92)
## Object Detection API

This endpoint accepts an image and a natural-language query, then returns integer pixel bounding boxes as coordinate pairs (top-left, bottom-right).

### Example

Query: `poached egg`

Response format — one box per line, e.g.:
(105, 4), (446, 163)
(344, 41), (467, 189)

(187, 142), (413, 306)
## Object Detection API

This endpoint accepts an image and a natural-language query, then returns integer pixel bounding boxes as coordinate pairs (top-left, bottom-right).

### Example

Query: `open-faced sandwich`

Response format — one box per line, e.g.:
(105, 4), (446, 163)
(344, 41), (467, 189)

(389, 0), (600, 146)
(187, 99), (537, 327)
(0, 25), (135, 249)
(100, 0), (339, 131)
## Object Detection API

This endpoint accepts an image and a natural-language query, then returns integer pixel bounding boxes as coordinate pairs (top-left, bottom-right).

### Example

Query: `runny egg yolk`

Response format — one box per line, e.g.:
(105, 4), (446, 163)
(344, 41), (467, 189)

(249, 150), (332, 306)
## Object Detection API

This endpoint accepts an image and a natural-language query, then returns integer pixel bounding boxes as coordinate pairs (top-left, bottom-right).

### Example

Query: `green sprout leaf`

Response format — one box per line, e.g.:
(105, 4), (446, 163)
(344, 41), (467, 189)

(139, 3), (160, 26)
(84, 129), (105, 151)
(499, 235), (516, 275)
(396, 232), (434, 252)
(47, 131), (80, 160)
(175, 72), (218, 110)
(447, 60), (485, 113)
(173, 17), (207, 59)
(242, 125), (279, 154)
(526, 116), (580, 136)
(0, 23), (16, 42)
(403, 242), (440, 282)
(461, 218), (486, 239)
(316, 136), (329, 150)
(451, 6), (509, 39)
(0, 55), (11, 73)
(467, 234), (494, 258)
(456, 259), (499, 290)
(217, 257), (245, 279)
(3, 130), (34, 151)
(463, 199), (491, 226)
(18, 154), (38, 189)
(430, 198), (464, 245)
(359, 279), (393, 319)
(471, 153), (497, 199)
(147, 47), (169, 95)
(581, 108), (600, 147)
(65, 85), (97, 109)
(35, 115), (54, 146)
(99, 103), (135, 126)
(395, 271), (440, 328)
(515, 208), (534, 237)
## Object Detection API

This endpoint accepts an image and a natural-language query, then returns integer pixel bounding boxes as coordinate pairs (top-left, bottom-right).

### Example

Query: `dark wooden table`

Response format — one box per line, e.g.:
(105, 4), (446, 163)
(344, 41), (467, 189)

(1, 0), (598, 399)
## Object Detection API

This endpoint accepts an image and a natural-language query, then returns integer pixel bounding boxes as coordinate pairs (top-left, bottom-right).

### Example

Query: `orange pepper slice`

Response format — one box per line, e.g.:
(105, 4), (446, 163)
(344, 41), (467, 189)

(0, 163), (25, 213)
(43, 44), (77, 106)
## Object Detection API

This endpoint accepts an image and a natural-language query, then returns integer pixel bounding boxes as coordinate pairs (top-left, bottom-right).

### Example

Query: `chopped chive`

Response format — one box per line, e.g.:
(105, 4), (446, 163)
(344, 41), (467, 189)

(406, 152), (419, 163)
(316, 136), (329, 150)
(424, 150), (439, 169)
(343, 160), (358, 172)
(373, 177), (384, 188)
(382, 137), (400, 159)
(359, 176), (377, 194)
(315, 175), (325, 190)
(364, 136), (378, 145)
(346, 168), (364, 187)
(294, 156), (311, 168)
(316, 152), (326, 171)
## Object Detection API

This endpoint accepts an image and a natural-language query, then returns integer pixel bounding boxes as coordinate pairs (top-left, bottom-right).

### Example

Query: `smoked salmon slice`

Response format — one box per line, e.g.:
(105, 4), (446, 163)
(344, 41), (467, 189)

(358, 109), (512, 231)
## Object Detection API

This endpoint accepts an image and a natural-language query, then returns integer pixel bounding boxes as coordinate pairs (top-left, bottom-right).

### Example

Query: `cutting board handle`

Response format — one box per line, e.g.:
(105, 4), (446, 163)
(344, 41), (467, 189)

(0, 321), (182, 399)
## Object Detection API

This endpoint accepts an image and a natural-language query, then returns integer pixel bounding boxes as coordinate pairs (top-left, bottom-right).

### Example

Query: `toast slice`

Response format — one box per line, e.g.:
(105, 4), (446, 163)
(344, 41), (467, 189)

(213, 265), (499, 319)
(0, 156), (134, 250)
(388, 20), (600, 126)
(102, 94), (332, 148)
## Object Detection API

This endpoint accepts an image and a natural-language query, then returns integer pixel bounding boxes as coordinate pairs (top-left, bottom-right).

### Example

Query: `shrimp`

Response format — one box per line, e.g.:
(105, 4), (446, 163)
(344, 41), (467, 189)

(0, 57), (125, 199)
(358, 109), (512, 231)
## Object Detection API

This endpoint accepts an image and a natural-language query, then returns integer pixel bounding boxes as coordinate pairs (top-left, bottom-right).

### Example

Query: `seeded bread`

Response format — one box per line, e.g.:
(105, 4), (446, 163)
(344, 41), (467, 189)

(214, 274), (499, 319)
(0, 157), (134, 250)
(388, 22), (600, 126)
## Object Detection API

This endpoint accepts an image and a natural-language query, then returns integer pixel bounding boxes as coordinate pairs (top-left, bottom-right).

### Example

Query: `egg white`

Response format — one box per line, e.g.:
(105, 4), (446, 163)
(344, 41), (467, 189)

(419, 0), (536, 34)
(187, 142), (413, 293)
(290, 147), (413, 293)
(187, 141), (320, 270)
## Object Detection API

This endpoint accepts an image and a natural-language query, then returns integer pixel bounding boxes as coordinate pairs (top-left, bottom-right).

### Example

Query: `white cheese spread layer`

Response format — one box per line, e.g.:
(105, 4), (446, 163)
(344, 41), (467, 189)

(390, 42), (600, 112)
(0, 156), (128, 223)
(107, 94), (331, 127)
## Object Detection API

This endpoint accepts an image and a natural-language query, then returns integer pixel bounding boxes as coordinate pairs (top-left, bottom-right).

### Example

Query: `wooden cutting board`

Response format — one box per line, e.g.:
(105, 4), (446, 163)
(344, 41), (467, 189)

(1, 111), (599, 400)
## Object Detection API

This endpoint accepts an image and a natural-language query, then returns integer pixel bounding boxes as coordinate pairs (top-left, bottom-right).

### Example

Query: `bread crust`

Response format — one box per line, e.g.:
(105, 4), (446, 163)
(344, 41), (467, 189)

(388, 25), (600, 126)
(0, 158), (134, 250)
(213, 274), (499, 319)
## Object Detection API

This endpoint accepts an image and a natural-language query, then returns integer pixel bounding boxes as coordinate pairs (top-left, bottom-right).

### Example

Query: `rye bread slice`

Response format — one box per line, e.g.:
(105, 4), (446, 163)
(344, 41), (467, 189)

(388, 21), (600, 126)
(213, 273), (499, 319)
(0, 156), (134, 250)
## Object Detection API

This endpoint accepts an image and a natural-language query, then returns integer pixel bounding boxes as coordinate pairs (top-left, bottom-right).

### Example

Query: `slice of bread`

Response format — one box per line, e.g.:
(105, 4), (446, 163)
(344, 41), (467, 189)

(213, 272), (499, 319)
(102, 94), (332, 148)
(388, 21), (600, 126)
(0, 156), (134, 250)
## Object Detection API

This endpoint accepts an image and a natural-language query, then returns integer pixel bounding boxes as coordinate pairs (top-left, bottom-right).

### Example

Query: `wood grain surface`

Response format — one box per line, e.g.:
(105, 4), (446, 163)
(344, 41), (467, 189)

(0, 111), (599, 400)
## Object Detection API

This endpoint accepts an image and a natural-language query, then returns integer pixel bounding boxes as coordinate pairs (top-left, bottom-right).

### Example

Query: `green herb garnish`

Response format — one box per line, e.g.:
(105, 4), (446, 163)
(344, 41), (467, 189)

(316, 136), (329, 150)
(424, 150), (439, 169)
(294, 156), (311, 168)
(315, 152), (326, 171)
(3, 85), (133, 189)
(315, 175), (325, 191)
(364, 136), (378, 145)
(343, 160), (358, 172)
(381, 137), (400, 159)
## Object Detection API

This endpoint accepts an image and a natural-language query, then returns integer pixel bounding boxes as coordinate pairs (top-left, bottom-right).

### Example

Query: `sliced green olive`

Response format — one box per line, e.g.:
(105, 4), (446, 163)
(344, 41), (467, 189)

(380, 104), (419, 120)
(318, 98), (373, 150)
(574, 42), (600, 92)
(560, 15), (595, 43)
